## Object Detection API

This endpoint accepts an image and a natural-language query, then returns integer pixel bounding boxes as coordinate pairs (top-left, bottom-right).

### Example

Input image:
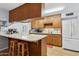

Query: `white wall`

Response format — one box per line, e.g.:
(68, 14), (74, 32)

(44, 3), (79, 16)
(0, 9), (9, 51)
(0, 9), (9, 21)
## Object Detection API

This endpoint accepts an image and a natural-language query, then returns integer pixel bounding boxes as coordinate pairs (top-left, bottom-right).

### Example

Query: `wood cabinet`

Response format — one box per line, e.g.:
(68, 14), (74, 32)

(37, 20), (44, 28)
(28, 41), (41, 56)
(31, 20), (37, 28)
(44, 14), (61, 28)
(31, 14), (61, 29)
(47, 35), (61, 47)
(8, 36), (47, 56)
(47, 35), (53, 45)
(32, 19), (44, 28)
(9, 38), (29, 56)
(52, 15), (61, 28)
(9, 3), (41, 22)
(52, 35), (61, 47)
(29, 3), (41, 18)
(28, 37), (47, 56)
(9, 4), (30, 22)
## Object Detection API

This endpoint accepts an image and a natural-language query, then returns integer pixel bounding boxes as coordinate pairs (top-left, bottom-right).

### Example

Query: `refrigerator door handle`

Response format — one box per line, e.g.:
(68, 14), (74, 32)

(71, 21), (72, 37)
(71, 20), (75, 35)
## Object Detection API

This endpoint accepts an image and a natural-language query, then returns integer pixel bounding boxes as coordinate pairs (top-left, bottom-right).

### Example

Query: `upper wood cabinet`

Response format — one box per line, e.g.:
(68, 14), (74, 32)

(44, 14), (61, 28)
(9, 3), (41, 22)
(29, 3), (41, 18)
(52, 15), (61, 28)
(32, 19), (44, 28)
(31, 14), (61, 29)
(31, 20), (38, 28)
(9, 4), (30, 22)
(37, 20), (44, 28)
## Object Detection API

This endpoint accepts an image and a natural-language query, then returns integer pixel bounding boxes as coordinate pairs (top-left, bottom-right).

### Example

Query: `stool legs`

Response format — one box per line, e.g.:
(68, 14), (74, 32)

(9, 40), (29, 56)
(9, 41), (15, 56)
(18, 42), (29, 56)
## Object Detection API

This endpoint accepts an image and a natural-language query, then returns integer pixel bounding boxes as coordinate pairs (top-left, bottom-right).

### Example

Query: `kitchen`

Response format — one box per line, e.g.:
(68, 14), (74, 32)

(0, 3), (79, 56)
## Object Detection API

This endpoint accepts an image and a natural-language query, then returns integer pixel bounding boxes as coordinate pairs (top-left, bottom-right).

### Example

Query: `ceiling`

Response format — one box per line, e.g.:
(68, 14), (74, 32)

(45, 3), (79, 12)
(0, 3), (79, 13)
(45, 3), (65, 10)
(44, 3), (79, 16)
(0, 3), (24, 11)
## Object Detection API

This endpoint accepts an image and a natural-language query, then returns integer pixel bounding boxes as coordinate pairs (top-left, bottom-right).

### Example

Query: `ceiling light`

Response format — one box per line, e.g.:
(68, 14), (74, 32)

(44, 6), (65, 14)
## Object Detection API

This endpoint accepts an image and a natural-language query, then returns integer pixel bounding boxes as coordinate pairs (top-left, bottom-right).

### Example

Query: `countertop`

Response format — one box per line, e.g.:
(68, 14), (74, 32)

(30, 29), (61, 35)
(30, 32), (61, 35)
(0, 32), (47, 42)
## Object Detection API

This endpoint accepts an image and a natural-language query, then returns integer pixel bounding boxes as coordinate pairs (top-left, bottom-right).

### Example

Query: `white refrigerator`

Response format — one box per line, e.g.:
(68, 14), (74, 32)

(62, 16), (79, 51)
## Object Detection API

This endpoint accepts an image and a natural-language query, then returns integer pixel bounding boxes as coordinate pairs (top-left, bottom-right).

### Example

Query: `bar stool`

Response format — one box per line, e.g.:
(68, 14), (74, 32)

(9, 40), (15, 56)
(18, 42), (29, 56)
(9, 40), (18, 56)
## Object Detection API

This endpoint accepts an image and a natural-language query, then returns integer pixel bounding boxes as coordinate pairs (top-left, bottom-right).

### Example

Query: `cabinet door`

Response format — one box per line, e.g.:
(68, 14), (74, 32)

(9, 10), (18, 22)
(53, 35), (61, 47)
(9, 4), (30, 22)
(72, 19), (79, 38)
(53, 15), (61, 28)
(9, 3), (41, 22)
(31, 20), (38, 28)
(37, 20), (44, 28)
(44, 16), (53, 23)
(47, 35), (53, 45)
(32, 19), (44, 28)
(29, 3), (41, 18)
(28, 41), (41, 56)
(44, 14), (61, 28)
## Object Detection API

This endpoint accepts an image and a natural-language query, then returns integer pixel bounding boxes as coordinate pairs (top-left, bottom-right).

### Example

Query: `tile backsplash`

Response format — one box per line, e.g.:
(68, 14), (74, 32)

(42, 28), (61, 34)
(1, 22), (31, 35)
(31, 28), (61, 34)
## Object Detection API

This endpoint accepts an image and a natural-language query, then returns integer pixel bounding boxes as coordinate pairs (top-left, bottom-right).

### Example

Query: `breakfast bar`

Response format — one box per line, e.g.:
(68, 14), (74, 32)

(0, 32), (47, 56)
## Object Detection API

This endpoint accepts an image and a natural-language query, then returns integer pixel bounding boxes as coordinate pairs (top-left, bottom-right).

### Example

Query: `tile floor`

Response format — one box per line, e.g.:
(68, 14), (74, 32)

(47, 46), (79, 56)
(0, 46), (79, 56)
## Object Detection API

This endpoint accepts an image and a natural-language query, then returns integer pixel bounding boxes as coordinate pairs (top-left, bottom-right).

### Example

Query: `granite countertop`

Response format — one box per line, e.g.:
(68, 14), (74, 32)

(30, 32), (61, 35)
(30, 29), (61, 35)
(0, 32), (47, 42)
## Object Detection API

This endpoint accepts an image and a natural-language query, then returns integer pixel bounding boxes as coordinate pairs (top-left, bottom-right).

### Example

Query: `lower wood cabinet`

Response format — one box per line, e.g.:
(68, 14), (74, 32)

(47, 35), (53, 45)
(47, 35), (62, 47)
(8, 37), (47, 56)
(28, 37), (47, 56)
(53, 35), (61, 47)
(28, 41), (41, 56)
(9, 39), (29, 56)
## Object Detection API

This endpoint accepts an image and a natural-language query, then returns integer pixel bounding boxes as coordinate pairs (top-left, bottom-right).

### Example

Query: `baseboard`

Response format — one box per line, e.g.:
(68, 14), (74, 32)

(0, 47), (8, 51)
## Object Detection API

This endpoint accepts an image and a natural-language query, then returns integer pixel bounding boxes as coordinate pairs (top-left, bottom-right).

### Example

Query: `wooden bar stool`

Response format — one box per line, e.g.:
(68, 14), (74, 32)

(9, 40), (15, 56)
(18, 42), (29, 56)
(9, 40), (18, 56)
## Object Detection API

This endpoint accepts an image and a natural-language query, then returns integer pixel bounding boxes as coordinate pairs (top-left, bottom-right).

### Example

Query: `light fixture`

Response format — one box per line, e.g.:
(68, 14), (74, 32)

(44, 6), (65, 14)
